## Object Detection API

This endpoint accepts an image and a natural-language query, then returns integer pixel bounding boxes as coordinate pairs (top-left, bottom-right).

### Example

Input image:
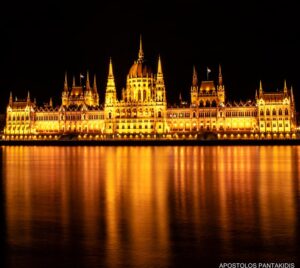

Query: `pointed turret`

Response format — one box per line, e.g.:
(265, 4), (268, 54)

(64, 72), (68, 91)
(9, 91), (13, 106)
(156, 55), (166, 103)
(72, 75), (76, 88)
(259, 80), (263, 97)
(105, 57), (117, 106)
(108, 57), (114, 78)
(157, 55), (164, 79)
(138, 35), (144, 62)
(93, 74), (97, 93)
(291, 85), (294, 103)
(27, 91), (30, 103)
(49, 97), (53, 107)
(255, 89), (258, 99)
(218, 64), (223, 85)
(192, 66), (198, 86)
(284, 79), (288, 94)
(86, 70), (91, 90)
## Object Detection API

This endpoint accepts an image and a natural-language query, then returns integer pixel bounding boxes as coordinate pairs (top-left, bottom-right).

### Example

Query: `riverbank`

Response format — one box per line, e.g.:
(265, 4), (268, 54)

(1, 139), (300, 146)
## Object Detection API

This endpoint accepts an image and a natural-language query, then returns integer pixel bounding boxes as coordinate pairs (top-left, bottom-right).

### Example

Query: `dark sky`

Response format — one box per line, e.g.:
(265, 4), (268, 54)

(0, 0), (299, 112)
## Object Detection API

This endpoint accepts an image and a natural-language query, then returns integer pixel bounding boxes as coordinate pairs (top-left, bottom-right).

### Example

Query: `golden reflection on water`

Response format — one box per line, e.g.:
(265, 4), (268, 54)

(2, 146), (300, 266)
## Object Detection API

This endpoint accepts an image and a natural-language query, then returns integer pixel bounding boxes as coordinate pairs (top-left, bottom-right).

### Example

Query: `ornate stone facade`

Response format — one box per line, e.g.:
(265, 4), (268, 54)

(3, 38), (298, 140)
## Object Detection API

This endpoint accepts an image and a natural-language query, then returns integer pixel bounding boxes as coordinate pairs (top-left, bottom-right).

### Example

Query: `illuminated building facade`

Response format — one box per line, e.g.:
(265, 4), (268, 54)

(3, 38), (298, 140)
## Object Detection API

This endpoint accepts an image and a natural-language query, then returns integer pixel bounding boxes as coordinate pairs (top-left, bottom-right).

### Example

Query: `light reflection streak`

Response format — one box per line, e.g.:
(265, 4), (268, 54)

(1, 145), (299, 266)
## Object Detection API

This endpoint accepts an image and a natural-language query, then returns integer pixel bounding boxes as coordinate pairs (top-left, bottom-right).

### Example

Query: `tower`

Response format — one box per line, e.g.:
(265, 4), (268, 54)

(156, 55), (166, 103)
(217, 64), (225, 104)
(62, 72), (69, 106)
(191, 66), (198, 105)
(105, 57), (117, 106)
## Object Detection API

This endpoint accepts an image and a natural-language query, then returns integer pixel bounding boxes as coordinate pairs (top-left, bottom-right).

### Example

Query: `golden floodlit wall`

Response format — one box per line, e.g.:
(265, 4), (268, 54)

(3, 38), (298, 140)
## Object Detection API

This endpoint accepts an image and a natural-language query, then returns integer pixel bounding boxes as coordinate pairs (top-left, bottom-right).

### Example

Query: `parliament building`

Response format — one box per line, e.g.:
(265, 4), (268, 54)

(3, 38), (298, 140)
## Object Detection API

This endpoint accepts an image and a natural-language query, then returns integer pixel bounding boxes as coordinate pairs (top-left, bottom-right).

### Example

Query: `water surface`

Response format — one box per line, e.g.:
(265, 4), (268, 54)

(1, 146), (300, 267)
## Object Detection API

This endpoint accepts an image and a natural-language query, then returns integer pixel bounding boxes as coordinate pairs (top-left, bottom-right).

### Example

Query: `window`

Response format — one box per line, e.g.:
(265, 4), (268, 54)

(266, 109), (270, 116)
(285, 109), (289, 116)
(272, 109), (276, 116)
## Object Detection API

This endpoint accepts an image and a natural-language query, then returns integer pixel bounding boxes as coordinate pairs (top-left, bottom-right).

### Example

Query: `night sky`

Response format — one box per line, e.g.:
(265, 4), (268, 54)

(0, 0), (299, 112)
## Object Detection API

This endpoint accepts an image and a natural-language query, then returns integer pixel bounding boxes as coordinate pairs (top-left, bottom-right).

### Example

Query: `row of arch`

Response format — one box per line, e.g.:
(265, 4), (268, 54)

(199, 100), (217, 107)
(260, 108), (289, 116)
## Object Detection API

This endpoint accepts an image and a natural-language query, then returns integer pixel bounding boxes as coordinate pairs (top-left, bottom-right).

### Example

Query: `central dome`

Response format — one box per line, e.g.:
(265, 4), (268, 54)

(128, 60), (153, 78)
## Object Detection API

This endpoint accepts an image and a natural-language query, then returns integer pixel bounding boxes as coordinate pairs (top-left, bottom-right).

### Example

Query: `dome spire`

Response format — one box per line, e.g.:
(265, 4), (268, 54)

(138, 34), (144, 62)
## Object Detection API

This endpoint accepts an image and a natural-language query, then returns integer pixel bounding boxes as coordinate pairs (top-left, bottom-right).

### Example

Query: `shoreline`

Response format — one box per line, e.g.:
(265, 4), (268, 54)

(1, 139), (300, 146)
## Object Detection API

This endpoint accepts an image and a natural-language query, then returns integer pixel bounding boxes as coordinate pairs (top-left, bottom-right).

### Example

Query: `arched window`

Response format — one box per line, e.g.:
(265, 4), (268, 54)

(266, 109), (270, 116)
(260, 110), (264, 116)
(206, 100), (210, 107)
(193, 111), (196, 118)
(272, 109), (276, 116)
(279, 109), (282, 115)
(199, 101), (204, 107)
(138, 90), (141, 101)
(285, 108), (289, 115)
(158, 111), (162, 118)
(211, 100), (217, 107)
(143, 90), (146, 101)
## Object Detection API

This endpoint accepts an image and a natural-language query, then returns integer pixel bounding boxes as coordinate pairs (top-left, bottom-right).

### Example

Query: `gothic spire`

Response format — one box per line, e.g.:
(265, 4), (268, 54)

(93, 74), (97, 93)
(138, 35), (144, 62)
(259, 80), (263, 95)
(291, 85), (294, 103)
(109, 57), (114, 77)
(192, 65), (198, 86)
(86, 70), (91, 90)
(218, 64), (223, 85)
(27, 91), (30, 103)
(157, 55), (163, 76)
(64, 72), (68, 91)
(284, 79), (288, 94)
(9, 91), (13, 106)
(105, 57), (117, 105)
(72, 75), (76, 87)
(106, 57), (116, 90)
